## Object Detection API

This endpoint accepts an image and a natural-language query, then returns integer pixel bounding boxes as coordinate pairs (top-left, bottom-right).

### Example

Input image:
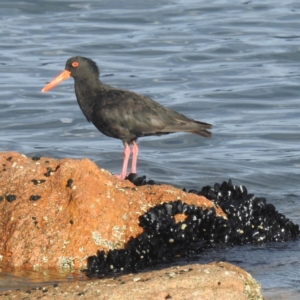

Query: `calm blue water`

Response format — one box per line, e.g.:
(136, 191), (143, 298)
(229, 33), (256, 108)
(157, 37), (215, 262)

(1, 0), (300, 298)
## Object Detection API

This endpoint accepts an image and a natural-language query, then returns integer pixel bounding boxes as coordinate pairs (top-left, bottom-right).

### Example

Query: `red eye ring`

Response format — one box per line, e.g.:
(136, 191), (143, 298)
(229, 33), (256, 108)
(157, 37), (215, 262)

(72, 62), (79, 67)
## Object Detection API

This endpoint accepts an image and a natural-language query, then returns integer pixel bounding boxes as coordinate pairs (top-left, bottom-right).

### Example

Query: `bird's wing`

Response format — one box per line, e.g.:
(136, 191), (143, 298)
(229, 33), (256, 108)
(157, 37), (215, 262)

(99, 90), (184, 131)
(97, 88), (201, 136)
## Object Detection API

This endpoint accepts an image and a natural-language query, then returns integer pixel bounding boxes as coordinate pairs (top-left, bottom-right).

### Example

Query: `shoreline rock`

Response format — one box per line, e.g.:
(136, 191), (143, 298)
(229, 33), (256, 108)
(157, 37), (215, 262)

(0, 262), (263, 300)
(3, 151), (297, 299)
(0, 152), (222, 270)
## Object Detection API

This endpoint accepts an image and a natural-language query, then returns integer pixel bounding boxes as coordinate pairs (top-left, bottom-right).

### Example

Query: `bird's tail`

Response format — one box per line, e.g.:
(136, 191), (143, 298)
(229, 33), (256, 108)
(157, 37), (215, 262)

(163, 120), (212, 138)
(190, 121), (212, 138)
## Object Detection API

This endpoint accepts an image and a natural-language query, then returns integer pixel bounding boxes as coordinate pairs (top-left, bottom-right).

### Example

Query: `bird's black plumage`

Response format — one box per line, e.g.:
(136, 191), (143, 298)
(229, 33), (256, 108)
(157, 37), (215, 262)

(42, 56), (212, 179)
(64, 56), (212, 144)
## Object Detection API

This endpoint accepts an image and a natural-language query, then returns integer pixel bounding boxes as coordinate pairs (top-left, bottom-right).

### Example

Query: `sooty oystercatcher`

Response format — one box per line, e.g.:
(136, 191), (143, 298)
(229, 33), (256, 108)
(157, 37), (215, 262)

(42, 56), (212, 179)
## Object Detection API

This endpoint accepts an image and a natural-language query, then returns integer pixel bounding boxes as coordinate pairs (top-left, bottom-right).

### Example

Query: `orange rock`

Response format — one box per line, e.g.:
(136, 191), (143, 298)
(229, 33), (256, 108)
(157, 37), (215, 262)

(0, 152), (224, 270)
(0, 262), (263, 300)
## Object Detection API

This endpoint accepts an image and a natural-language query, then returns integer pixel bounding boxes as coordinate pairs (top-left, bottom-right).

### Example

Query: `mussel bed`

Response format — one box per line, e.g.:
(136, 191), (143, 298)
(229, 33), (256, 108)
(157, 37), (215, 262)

(83, 178), (299, 277)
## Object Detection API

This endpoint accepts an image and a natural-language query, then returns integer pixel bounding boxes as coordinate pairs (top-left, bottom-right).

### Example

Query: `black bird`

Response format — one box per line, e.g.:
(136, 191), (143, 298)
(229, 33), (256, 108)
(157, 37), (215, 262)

(42, 56), (212, 179)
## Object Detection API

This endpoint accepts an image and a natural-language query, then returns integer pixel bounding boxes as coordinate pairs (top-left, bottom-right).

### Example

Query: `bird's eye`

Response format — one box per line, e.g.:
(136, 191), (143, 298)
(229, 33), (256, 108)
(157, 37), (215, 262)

(72, 62), (79, 67)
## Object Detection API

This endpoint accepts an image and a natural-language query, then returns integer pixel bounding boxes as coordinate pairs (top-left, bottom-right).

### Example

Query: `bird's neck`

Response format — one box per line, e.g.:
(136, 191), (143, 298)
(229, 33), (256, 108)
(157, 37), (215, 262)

(74, 76), (102, 120)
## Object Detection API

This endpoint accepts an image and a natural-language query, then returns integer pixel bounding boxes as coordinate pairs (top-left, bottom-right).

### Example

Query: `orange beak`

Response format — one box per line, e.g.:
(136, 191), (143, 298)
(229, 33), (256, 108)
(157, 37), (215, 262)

(41, 70), (71, 92)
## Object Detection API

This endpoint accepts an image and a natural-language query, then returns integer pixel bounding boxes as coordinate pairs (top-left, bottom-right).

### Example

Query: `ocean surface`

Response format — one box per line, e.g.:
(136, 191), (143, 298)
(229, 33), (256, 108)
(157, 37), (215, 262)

(1, 0), (300, 298)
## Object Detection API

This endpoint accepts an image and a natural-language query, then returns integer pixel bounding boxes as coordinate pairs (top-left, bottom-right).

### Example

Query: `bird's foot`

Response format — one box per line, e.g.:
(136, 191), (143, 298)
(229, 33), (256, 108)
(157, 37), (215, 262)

(115, 173), (127, 180)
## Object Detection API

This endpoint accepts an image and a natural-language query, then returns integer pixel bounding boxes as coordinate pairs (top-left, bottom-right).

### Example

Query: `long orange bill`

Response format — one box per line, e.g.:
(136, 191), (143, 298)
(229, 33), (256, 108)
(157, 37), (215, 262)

(41, 70), (71, 92)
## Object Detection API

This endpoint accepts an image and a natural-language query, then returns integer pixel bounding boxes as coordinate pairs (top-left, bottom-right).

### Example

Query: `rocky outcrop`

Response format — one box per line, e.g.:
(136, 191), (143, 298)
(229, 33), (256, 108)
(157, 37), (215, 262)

(0, 152), (223, 270)
(0, 262), (263, 300)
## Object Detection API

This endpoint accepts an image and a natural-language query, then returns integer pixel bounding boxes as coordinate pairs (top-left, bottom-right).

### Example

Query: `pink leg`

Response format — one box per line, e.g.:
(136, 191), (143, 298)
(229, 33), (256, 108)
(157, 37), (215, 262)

(131, 141), (139, 174)
(115, 143), (131, 180)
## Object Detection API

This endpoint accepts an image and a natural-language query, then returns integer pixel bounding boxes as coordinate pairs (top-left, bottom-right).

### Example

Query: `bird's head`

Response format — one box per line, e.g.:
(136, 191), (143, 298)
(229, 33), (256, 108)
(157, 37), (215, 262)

(42, 56), (100, 92)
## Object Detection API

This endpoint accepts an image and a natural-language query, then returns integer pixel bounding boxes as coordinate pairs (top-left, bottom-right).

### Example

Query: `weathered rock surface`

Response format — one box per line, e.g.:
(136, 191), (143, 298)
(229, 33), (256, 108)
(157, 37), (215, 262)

(0, 152), (224, 270)
(0, 262), (263, 300)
